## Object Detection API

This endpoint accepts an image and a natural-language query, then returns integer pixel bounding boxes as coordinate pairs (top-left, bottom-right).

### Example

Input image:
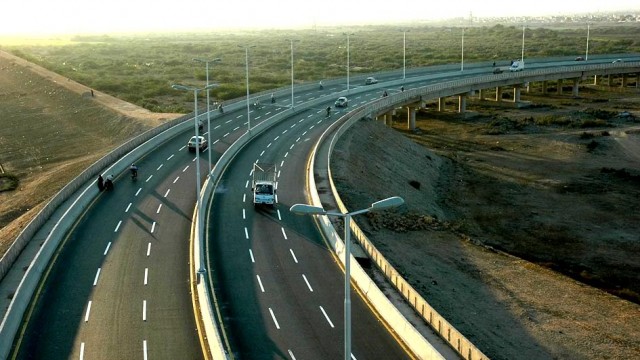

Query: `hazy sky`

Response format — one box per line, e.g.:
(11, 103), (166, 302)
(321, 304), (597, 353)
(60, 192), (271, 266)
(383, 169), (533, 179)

(1, 0), (638, 35)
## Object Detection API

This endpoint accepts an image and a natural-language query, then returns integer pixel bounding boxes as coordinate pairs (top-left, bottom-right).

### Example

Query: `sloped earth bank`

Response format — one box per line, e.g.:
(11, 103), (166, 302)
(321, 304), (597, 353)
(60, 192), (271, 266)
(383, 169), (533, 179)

(331, 91), (640, 359)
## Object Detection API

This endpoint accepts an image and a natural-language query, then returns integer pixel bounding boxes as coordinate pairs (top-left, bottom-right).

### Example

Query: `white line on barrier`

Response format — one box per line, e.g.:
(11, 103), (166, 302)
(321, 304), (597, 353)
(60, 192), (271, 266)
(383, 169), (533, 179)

(135, 188), (142, 196)
(143, 340), (148, 360)
(242, 209), (246, 220)
(249, 249), (255, 263)
(302, 275), (313, 292)
(156, 164), (163, 171)
(288, 349), (297, 360)
(277, 209), (281, 221)
(289, 249), (298, 263)
(244, 227), (249, 240)
(281, 228), (288, 240)
(256, 275), (265, 292)
(167, 154), (174, 161)
(146, 242), (151, 257)
(150, 222), (156, 234)
(173, 176), (179, 184)
(84, 301), (92, 322)
(156, 204), (162, 214)
(114, 221), (122, 233)
(125, 203), (132, 213)
(144, 268), (148, 285)
(80, 342), (85, 360)
(143, 300), (147, 321)
(183, 165), (189, 172)
(145, 175), (152, 183)
(319, 306), (334, 328)
(104, 242), (111, 256)
(164, 189), (170, 197)
(269, 308), (280, 329)
(93, 268), (101, 286)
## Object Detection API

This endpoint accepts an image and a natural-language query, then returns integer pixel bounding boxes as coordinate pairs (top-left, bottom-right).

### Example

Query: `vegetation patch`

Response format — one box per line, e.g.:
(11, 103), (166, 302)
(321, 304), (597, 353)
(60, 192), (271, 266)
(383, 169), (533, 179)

(0, 173), (19, 192)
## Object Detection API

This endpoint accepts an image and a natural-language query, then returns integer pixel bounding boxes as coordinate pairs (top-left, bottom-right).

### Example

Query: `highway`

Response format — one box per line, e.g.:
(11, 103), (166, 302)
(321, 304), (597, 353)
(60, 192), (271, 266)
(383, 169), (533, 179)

(10, 55), (635, 358)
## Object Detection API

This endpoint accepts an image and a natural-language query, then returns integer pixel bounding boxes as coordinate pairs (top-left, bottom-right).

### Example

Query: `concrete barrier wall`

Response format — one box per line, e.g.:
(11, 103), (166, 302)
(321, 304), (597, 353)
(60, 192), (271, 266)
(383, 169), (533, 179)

(0, 99), (253, 357)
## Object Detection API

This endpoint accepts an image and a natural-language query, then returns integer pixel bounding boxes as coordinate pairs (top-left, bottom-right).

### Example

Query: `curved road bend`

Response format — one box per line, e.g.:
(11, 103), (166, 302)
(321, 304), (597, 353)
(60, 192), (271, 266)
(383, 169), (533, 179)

(207, 95), (411, 359)
(11, 57), (613, 358)
(11, 115), (247, 359)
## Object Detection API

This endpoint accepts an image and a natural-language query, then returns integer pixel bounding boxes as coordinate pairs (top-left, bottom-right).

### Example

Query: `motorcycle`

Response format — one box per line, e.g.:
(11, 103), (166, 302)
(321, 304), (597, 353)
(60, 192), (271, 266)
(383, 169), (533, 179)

(131, 168), (138, 180)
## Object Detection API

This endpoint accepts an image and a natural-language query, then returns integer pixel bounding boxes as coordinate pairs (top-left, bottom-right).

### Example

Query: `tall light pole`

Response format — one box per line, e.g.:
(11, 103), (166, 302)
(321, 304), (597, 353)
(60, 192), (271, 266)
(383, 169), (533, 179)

(403, 30), (407, 81)
(193, 57), (221, 174)
(461, 28), (465, 72)
(343, 33), (354, 93)
(521, 25), (526, 63)
(238, 45), (256, 131)
(288, 39), (300, 109)
(171, 83), (217, 277)
(290, 196), (405, 360)
(585, 23), (590, 61)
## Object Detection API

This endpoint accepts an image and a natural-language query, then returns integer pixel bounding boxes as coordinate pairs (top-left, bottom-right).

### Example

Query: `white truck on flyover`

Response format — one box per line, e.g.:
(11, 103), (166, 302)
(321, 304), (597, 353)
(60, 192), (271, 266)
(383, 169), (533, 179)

(251, 163), (277, 207)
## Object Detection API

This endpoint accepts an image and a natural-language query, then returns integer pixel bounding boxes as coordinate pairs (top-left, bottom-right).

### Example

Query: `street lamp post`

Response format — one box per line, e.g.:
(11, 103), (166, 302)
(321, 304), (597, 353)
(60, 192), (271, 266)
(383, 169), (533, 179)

(290, 196), (405, 360)
(239, 45), (256, 131)
(461, 28), (465, 72)
(193, 57), (221, 174)
(171, 83), (217, 277)
(403, 30), (407, 81)
(288, 39), (300, 109)
(585, 23), (590, 61)
(521, 25), (526, 63)
(343, 33), (354, 94)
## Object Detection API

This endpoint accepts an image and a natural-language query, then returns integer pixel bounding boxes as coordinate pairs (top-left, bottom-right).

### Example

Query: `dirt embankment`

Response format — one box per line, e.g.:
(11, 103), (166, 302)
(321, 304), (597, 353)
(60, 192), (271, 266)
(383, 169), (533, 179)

(332, 88), (640, 359)
(0, 51), (180, 256)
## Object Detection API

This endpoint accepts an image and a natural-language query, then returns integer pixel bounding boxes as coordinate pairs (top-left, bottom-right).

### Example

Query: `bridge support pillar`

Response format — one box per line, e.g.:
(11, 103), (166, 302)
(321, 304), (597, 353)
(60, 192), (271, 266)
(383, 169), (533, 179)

(438, 97), (445, 111)
(542, 81), (548, 94)
(557, 79), (563, 94)
(407, 107), (416, 130)
(458, 94), (467, 113)
(621, 74), (628, 88)
(513, 85), (521, 103)
(495, 87), (502, 102)
(478, 88), (484, 100)
(572, 78), (580, 97)
(385, 113), (393, 126)
(607, 75), (612, 86)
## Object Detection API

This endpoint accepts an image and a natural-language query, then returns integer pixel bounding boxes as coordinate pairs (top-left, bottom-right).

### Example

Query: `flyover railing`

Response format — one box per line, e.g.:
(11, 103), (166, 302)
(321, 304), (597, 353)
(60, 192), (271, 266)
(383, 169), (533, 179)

(309, 61), (639, 360)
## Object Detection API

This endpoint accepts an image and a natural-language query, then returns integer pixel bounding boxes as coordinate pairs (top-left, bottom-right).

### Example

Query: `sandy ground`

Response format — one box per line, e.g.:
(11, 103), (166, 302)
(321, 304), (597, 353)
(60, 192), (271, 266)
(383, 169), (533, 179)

(0, 50), (180, 256)
(332, 89), (640, 359)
